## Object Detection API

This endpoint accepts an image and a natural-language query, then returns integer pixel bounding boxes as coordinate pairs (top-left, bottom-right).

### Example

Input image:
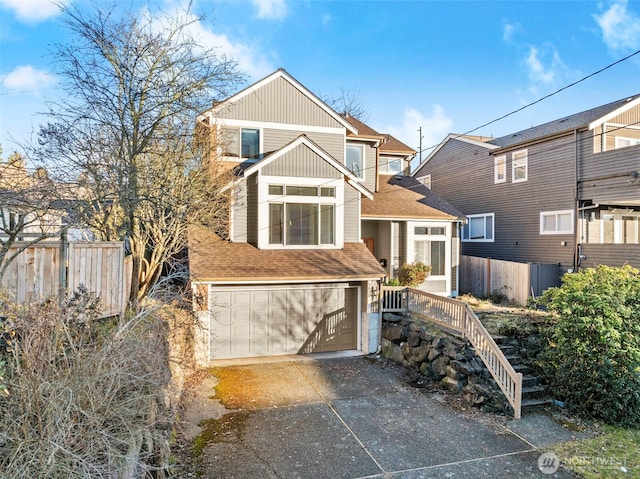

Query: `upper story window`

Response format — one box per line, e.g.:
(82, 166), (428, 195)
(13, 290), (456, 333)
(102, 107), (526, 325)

(540, 210), (573, 235)
(346, 145), (364, 179)
(512, 150), (528, 183)
(220, 127), (261, 159)
(382, 157), (403, 174)
(268, 184), (336, 246)
(615, 136), (640, 149)
(462, 213), (494, 242)
(494, 155), (506, 183)
(417, 174), (431, 189)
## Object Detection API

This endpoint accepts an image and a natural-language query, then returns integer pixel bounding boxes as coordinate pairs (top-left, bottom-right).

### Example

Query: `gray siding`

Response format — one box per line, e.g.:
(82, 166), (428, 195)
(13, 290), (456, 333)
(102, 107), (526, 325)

(231, 180), (248, 242)
(262, 143), (342, 179)
(217, 76), (344, 129)
(264, 129), (345, 162)
(246, 173), (259, 246)
(344, 186), (360, 243)
(416, 136), (575, 269)
(580, 243), (640, 269)
(362, 142), (377, 192)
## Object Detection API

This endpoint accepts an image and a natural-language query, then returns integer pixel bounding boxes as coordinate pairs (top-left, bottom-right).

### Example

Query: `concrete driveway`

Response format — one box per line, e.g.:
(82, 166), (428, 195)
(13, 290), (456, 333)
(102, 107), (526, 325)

(178, 353), (585, 478)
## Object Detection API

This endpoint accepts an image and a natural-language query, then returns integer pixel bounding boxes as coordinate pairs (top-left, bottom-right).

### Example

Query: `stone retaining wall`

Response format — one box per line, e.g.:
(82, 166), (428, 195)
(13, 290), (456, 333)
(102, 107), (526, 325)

(381, 314), (511, 413)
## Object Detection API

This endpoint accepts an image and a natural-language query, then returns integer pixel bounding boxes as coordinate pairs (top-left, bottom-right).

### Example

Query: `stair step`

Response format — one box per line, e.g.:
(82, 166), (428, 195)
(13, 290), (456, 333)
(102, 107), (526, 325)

(521, 397), (555, 411)
(522, 385), (547, 399)
(522, 375), (539, 388)
(505, 354), (523, 365)
(513, 363), (531, 374)
(498, 345), (517, 355)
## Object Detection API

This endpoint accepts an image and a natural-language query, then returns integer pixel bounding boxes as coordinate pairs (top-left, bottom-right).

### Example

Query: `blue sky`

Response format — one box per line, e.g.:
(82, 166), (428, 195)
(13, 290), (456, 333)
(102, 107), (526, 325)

(1, 0), (640, 164)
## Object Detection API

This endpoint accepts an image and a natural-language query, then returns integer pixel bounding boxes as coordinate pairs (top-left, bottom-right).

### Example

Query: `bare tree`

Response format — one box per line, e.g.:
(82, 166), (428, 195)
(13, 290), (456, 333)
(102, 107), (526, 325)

(0, 150), (61, 282)
(34, 4), (243, 305)
(323, 87), (369, 121)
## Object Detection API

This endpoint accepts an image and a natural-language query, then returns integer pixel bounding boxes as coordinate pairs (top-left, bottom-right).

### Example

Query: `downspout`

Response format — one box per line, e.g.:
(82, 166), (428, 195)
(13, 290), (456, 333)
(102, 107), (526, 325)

(572, 129), (579, 272)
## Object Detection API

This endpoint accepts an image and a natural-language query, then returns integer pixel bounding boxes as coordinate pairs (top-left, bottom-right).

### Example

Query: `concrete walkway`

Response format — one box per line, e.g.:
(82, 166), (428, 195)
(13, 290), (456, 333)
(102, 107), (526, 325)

(178, 354), (589, 478)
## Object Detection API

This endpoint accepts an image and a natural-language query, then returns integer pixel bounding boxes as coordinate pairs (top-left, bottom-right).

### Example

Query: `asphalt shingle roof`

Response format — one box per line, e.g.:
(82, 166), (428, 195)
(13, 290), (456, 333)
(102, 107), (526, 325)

(489, 94), (640, 149)
(361, 175), (465, 220)
(188, 227), (386, 283)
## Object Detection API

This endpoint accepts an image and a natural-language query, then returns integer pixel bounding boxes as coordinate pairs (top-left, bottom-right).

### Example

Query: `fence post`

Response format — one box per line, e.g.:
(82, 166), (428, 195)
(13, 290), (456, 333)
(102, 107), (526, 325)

(58, 228), (68, 304)
(486, 257), (491, 297)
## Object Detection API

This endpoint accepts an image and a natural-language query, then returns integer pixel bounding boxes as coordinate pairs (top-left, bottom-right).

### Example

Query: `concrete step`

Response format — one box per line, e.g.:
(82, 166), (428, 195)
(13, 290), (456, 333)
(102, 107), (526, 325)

(513, 363), (531, 375)
(522, 374), (539, 388)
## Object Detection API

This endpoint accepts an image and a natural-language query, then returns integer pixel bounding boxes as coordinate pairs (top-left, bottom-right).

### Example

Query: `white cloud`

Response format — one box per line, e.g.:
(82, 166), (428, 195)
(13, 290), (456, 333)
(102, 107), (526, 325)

(0, 0), (68, 23)
(3, 65), (57, 92)
(593, 0), (640, 52)
(321, 13), (332, 28)
(251, 0), (287, 20)
(502, 22), (519, 43)
(144, 6), (274, 81)
(383, 105), (453, 156)
(525, 45), (569, 88)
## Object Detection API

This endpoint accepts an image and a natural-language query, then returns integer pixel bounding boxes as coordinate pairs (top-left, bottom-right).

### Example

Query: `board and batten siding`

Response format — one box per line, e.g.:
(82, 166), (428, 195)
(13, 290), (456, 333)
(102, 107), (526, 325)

(264, 129), (345, 163)
(343, 186), (361, 243)
(231, 181), (248, 243)
(262, 143), (342, 179)
(216, 76), (345, 129)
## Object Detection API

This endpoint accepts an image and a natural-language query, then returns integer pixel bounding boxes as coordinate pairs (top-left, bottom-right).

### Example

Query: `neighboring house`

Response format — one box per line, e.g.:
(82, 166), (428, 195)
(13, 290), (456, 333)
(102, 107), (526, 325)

(189, 69), (463, 361)
(413, 94), (640, 287)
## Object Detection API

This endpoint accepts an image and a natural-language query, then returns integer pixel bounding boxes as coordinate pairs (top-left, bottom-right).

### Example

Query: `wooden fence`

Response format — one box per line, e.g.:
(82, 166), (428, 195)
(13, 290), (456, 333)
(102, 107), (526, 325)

(460, 255), (560, 306)
(1, 242), (131, 318)
(380, 286), (522, 418)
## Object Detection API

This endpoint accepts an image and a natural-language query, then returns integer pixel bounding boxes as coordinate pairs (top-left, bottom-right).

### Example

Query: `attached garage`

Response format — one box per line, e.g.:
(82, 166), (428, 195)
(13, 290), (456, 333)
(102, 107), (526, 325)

(208, 284), (358, 359)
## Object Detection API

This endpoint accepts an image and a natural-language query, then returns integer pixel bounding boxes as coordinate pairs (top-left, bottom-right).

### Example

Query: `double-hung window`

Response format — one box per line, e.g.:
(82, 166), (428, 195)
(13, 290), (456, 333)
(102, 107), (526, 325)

(540, 210), (573, 234)
(494, 155), (506, 183)
(268, 185), (336, 246)
(413, 226), (446, 276)
(346, 145), (364, 179)
(462, 213), (494, 242)
(512, 150), (528, 183)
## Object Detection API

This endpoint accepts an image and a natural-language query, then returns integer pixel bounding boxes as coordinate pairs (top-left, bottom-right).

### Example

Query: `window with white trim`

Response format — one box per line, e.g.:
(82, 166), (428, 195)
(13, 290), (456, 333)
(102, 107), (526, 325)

(381, 157), (403, 174)
(540, 210), (573, 235)
(462, 213), (494, 242)
(615, 137), (640, 149)
(494, 155), (506, 183)
(267, 185), (336, 246)
(220, 127), (261, 159)
(512, 150), (528, 183)
(413, 226), (446, 276)
(346, 145), (364, 179)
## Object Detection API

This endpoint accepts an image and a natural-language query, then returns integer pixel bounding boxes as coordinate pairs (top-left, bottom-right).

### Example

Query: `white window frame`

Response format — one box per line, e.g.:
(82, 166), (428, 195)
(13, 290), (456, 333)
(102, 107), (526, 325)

(494, 155), (506, 184)
(615, 136), (640, 149)
(406, 221), (451, 293)
(381, 157), (403, 175)
(512, 149), (528, 183)
(540, 210), (574, 235)
(417, 174), (431, 189)
(462, 213), (494, 242)
(346, 144), (365, 180)
(257, 176), (344, 249)
(218, 125), (263, 161)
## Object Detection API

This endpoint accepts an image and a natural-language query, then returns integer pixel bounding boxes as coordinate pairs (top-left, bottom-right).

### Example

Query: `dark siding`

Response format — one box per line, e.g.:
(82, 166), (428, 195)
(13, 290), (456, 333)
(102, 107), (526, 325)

(580, 243), (640, 269)
(415, 136), (575, 269)
(246, 173), (259, 246)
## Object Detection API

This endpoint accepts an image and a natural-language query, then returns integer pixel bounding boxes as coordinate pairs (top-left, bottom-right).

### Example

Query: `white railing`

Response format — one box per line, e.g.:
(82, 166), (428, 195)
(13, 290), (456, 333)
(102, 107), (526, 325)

(380, 286), (522, 419)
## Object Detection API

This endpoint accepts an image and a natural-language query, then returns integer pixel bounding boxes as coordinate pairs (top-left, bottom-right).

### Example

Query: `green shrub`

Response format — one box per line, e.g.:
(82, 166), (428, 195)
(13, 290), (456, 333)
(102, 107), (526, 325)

(398, 261), (431, 287)
(538, 265), (640, 426)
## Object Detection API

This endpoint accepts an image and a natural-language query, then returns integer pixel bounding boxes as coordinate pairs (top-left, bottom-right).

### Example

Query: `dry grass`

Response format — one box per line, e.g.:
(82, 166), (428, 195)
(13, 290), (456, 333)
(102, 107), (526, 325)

(0, 289), (175, 478)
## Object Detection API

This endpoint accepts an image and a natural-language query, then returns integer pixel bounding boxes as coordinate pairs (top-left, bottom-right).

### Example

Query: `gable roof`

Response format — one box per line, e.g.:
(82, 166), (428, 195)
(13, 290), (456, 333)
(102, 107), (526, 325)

(198, 69), (358, 135)
(361, 175), (465, 221)
(413, 133), (497, 174)
(342, 114), (416, 155)
(241, 134), (373, 200)
(188, 227), (386, 283)
(488, 94), (640, 149)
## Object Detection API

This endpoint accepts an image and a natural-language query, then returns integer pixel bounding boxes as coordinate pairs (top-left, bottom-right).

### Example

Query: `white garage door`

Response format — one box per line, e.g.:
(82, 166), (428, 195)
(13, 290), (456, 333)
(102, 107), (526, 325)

(208, 285), (358, 359)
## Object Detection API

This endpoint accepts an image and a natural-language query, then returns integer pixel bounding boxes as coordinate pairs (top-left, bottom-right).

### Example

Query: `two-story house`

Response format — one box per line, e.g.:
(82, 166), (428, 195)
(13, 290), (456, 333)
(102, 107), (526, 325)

(188, 69), (464, 361)
(413, 94), (640, 291)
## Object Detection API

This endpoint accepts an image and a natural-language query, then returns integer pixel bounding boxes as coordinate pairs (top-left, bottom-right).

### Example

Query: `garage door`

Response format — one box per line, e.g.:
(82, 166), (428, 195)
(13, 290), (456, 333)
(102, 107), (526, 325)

(208, 285), (358, 359)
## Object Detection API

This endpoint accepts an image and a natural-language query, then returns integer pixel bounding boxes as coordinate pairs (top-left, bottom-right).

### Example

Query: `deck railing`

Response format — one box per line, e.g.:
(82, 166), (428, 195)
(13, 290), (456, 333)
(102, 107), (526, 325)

(380, 286), (522, 419)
